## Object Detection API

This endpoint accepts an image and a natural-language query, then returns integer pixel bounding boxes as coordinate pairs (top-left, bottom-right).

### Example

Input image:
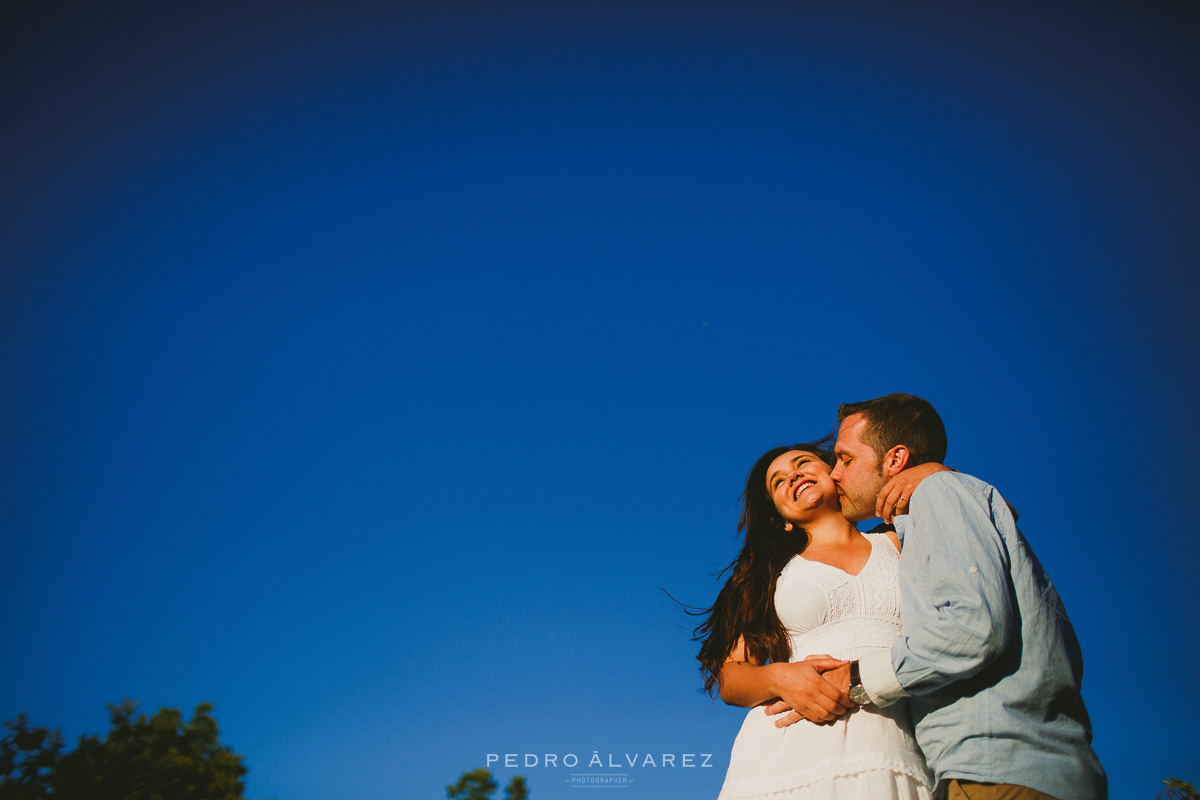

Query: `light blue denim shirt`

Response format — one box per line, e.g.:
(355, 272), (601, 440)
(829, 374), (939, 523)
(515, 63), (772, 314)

(858, 472), (1106, 800)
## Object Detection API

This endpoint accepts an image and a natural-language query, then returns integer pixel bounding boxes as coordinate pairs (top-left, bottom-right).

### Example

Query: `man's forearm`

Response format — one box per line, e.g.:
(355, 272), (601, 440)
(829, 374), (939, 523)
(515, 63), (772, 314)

(857, 650), (908, 707)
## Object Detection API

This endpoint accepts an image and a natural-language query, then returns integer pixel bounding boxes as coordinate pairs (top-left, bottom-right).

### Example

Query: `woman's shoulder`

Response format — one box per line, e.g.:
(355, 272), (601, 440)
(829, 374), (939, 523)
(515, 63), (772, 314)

(864, 527), (901, 554)
(778, 552), (807, 574)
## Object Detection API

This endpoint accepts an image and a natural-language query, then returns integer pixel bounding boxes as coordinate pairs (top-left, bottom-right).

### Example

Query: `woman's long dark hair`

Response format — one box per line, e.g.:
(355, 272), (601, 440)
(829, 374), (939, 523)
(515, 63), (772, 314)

(694, 438), (835, 696)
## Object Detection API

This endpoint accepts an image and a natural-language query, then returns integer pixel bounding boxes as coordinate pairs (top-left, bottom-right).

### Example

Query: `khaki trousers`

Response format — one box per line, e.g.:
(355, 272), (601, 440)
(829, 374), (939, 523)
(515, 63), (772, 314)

(946, 780), (1060, 800)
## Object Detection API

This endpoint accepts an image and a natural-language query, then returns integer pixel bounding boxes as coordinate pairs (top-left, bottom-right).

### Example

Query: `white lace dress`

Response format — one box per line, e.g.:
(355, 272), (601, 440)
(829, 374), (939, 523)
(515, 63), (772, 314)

(717, 533), (934, 800)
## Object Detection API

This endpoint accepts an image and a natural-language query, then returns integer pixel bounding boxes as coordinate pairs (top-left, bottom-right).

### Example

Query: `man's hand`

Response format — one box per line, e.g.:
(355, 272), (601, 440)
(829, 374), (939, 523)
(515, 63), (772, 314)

(761, 656), (853, 728)
(877, 462), (952, 522)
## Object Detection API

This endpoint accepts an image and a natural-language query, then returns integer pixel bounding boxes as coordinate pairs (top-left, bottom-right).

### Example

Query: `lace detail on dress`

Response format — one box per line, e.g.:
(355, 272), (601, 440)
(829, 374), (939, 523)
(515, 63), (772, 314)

(777, 535), (904, 661)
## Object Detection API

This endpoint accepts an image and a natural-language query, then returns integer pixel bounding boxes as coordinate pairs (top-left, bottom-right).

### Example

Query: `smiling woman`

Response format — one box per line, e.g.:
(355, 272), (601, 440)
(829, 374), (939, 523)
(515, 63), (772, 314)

(694, 440), (944, 800)
(765, 451), (842, 533)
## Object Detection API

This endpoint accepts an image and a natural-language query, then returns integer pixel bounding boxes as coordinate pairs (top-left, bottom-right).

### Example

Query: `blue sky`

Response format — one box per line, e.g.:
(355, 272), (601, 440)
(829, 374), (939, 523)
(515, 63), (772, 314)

(3, 2), (1198, 799)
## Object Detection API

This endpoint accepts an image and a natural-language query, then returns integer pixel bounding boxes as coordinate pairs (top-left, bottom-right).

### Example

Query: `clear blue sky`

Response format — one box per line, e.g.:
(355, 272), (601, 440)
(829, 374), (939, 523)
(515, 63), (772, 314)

(3, 2), (1197, 799)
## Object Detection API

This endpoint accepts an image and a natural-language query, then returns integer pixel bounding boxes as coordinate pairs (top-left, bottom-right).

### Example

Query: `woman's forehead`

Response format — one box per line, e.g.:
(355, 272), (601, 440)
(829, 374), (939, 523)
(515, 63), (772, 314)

(772, 448), (817, 463)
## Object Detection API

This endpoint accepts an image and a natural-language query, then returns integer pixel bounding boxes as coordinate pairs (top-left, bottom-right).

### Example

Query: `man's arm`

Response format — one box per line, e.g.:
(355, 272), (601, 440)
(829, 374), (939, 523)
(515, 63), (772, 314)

(859, 473), (1015, 706)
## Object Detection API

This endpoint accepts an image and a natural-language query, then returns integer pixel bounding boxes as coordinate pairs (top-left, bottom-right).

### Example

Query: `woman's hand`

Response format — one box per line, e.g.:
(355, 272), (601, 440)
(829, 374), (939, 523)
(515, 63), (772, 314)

(876, 462), (952, 523)
(761, 656), (853, 728)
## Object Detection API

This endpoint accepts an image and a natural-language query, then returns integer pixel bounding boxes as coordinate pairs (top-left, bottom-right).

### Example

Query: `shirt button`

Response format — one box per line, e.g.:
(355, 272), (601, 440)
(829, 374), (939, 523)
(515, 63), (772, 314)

(969, 566), (978, 574)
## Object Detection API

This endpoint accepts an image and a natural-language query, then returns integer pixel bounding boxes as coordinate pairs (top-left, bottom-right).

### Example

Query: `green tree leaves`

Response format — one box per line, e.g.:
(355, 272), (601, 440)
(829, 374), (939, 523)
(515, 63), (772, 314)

(1, 700), (247, 800)
(0, 715), (63, 800)
(1159, 778), (1200, 800)
(448, 768), (527, 800)
(503, 774), (528, 800)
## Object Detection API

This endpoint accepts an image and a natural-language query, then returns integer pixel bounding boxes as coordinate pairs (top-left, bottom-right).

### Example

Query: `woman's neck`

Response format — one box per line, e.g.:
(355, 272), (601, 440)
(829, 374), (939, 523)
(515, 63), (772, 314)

(799, 509), (861, 547)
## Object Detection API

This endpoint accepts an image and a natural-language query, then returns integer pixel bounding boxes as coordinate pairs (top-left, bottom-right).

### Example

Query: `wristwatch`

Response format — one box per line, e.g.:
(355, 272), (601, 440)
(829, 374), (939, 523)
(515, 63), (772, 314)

(848, 661), (872, 706)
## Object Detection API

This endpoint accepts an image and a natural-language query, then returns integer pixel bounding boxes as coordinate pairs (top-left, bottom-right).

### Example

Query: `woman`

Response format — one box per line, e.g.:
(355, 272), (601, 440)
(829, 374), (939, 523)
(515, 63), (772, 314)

(696, 440), (942, 799)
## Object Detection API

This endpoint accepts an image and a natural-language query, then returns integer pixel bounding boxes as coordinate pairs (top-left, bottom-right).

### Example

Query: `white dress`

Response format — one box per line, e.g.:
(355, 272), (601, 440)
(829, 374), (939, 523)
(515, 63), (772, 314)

(717, 533), (934, 800)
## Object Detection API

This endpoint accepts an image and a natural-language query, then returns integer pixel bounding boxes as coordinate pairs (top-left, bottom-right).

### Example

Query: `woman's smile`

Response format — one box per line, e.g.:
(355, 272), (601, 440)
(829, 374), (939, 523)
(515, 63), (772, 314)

(791, 479), (816, 501)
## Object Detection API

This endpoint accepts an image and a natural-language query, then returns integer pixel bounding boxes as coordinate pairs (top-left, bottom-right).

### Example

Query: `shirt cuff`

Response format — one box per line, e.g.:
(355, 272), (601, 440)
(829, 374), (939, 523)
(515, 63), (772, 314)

(858, 650), (907, 708)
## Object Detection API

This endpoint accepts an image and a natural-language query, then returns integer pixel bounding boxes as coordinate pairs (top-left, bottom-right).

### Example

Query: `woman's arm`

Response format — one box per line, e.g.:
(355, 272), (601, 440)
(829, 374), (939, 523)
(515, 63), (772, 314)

(877, 464), (1021, 523)
(876, 462), (952, 523)
(717, 637), (853, 723)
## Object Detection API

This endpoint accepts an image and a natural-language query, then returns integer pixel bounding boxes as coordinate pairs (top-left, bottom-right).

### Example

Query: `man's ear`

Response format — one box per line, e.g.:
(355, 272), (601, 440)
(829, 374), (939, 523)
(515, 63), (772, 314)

(882, 445), (911, 477)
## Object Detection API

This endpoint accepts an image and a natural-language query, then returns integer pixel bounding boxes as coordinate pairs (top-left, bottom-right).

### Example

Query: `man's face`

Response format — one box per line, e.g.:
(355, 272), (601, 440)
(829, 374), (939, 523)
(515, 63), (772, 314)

(831, 413), (889, 522)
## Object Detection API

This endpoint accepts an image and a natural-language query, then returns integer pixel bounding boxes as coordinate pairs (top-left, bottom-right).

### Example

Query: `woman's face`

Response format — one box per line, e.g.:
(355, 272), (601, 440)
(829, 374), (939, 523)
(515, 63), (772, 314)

(764, 450), (839, 524)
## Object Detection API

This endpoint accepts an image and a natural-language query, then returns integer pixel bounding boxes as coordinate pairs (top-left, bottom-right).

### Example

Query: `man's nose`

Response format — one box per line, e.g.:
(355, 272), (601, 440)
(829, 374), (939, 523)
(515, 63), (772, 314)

(830, 463), (843, 481)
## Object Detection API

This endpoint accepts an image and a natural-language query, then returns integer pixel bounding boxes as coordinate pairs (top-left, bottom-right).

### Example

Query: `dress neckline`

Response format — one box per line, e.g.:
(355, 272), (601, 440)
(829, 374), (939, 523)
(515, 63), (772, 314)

(792, 532), (877, 578)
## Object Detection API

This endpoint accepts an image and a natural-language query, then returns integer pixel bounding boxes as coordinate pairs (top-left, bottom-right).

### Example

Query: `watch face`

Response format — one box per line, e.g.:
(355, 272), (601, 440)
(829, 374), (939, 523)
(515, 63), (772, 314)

(850, 685), (872, 705)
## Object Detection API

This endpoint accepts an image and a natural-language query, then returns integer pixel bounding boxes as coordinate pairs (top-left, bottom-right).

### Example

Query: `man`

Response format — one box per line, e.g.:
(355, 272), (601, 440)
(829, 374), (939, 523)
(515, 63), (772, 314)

(832, 393), (1105, 800)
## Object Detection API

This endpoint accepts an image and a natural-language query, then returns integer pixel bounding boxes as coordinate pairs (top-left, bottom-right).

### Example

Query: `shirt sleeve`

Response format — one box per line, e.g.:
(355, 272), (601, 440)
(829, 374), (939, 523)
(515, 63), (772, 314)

(860, 472), (1015, 706)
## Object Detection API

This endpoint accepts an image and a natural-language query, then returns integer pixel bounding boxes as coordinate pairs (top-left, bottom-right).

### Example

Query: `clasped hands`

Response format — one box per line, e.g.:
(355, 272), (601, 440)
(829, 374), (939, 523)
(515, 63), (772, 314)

(762, 656), (855, 728)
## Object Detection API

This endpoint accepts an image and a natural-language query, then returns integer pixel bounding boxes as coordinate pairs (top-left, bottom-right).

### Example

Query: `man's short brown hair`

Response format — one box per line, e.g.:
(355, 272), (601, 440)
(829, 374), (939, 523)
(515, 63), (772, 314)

(837, 393), (948, 467)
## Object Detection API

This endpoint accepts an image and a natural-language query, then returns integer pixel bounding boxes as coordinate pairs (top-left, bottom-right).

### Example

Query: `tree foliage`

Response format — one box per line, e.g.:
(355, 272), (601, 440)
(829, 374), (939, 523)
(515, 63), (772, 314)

(503, 774), (528, 800)
(0, 700), (247, 800)
(448, 768), (527, 800)
(0, 715), (63, 800)
(1159, 778), (1200, 800)
(447, 769), (496, 800)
